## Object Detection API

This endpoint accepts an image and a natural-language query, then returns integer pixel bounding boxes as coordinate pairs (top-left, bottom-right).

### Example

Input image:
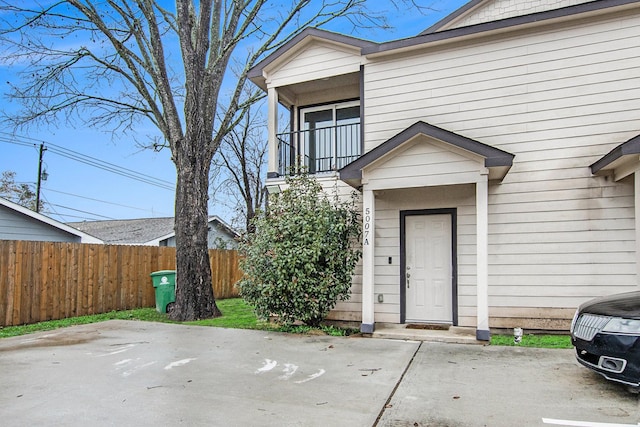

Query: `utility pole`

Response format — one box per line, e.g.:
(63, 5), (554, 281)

(35, 143), (46, 213)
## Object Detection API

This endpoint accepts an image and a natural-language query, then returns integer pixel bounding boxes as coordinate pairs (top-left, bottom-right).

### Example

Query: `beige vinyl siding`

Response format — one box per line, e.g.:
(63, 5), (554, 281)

(267, 41), (361, 89)
(295, 85), (360, 109)
(363, 9), (640, 321)
(365, 13), (640, 148)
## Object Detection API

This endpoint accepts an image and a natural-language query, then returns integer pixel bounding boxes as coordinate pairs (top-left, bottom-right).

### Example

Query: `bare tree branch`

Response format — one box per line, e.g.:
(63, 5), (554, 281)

(0, 0), (431, 320)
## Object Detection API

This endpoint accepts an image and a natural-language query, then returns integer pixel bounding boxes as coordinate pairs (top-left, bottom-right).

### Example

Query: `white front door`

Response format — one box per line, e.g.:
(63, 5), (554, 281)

(405, 214), (453, 323)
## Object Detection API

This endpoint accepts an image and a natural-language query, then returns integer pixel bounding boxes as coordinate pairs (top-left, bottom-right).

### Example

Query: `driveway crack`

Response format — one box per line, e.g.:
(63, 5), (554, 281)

(373, 341), (422, 426)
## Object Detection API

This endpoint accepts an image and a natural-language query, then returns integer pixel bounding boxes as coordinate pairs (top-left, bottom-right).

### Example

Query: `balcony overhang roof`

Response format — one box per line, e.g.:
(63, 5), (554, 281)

(590, 133), (640, 181)
(339, 121), (514, 188)
(247, 27), (377, 93)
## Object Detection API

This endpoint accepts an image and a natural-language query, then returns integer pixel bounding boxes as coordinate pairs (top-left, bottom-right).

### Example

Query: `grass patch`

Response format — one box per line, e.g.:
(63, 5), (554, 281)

(491, 333), (572, 349)
(1, 299), (566, 347)
(276, 324), (359, 337)
(184, 298), (261, 329)
(0, 308), (171, 339)
(0, 298), (358, 338)
(187, 299), (359, 336)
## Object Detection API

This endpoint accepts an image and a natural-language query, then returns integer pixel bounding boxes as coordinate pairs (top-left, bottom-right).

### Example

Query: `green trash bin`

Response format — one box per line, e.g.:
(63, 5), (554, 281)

(150, 270), (176, 313)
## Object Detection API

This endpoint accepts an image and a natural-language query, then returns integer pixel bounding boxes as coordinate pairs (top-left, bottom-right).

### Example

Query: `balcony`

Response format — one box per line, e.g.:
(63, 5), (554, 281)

(276, 122), (361, 176)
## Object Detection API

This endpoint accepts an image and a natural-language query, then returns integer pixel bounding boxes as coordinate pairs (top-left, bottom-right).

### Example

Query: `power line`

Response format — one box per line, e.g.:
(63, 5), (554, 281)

(0, 132), (177, 220)
(48, 212), (105, 221)
(47, 203), (116, 220)
(0, 133), (175, 191)
(46, 143), (175, 190)
(0, 139), (39, 150)
(39, 193), (62, 219)
(46, 187), (172, 216)
(40, 198), (105, 222)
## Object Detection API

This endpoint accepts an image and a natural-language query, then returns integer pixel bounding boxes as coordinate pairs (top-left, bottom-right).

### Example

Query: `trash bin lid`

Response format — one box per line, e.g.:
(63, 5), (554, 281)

(150, 270), (176, 276)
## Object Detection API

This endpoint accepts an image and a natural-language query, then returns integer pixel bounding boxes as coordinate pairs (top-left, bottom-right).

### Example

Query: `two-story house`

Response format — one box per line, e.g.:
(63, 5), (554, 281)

(248, 0), (640, 340)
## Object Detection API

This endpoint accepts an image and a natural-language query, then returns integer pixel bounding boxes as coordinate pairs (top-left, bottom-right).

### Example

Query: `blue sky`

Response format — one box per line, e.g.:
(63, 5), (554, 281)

(0, 0), (468, 225)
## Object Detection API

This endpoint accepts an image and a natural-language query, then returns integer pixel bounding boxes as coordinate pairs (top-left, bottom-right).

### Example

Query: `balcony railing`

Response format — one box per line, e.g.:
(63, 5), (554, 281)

(276, 122), (361, 176)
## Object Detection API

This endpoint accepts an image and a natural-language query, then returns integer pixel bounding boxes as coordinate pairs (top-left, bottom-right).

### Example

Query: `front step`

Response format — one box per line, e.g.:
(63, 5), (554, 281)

(371, 324), (482, 345)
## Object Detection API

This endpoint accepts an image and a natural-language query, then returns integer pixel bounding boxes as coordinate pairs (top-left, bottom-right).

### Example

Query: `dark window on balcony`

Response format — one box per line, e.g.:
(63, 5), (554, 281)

(277, 102), (361, 176)
(335, 106), (360, 169)
(304, 109), (333, 173)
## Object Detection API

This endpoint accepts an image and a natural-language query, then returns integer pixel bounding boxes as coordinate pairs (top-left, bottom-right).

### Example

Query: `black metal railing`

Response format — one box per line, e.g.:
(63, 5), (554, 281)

(276, 122), (361, 176)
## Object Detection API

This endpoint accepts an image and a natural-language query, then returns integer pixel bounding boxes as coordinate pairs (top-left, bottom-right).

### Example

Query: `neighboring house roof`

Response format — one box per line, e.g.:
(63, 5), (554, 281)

(68, 217), (175, 245)
(339, 121), (514, 187)
(68, 216), (239, 245)
(0, 196), (103, 243)
(144, 216), (240, 246)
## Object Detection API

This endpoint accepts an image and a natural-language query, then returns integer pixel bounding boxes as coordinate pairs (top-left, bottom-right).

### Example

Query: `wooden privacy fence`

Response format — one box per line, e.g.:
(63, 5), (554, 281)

(0, 240), (243, 327)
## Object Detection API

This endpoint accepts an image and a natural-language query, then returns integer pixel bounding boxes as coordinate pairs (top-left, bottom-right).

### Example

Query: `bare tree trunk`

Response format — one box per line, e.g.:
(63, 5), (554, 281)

(246, 201), (255, 233)
(171, 137), (221, 321)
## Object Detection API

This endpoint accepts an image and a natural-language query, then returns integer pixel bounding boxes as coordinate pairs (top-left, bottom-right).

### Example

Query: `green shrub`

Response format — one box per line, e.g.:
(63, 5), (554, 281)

(238, 173), (361, 327)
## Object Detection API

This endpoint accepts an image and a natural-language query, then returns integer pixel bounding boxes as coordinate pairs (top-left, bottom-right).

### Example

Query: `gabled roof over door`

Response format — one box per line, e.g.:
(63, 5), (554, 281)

(339, 121), (514, 189)
(590, 133), (640, 181)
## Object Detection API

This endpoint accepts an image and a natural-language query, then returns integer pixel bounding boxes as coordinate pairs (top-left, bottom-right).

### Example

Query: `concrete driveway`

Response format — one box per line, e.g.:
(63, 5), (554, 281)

(378, 343), (640, 427)
(1, 321), (638, 426)
(0, 320), (416, 426)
